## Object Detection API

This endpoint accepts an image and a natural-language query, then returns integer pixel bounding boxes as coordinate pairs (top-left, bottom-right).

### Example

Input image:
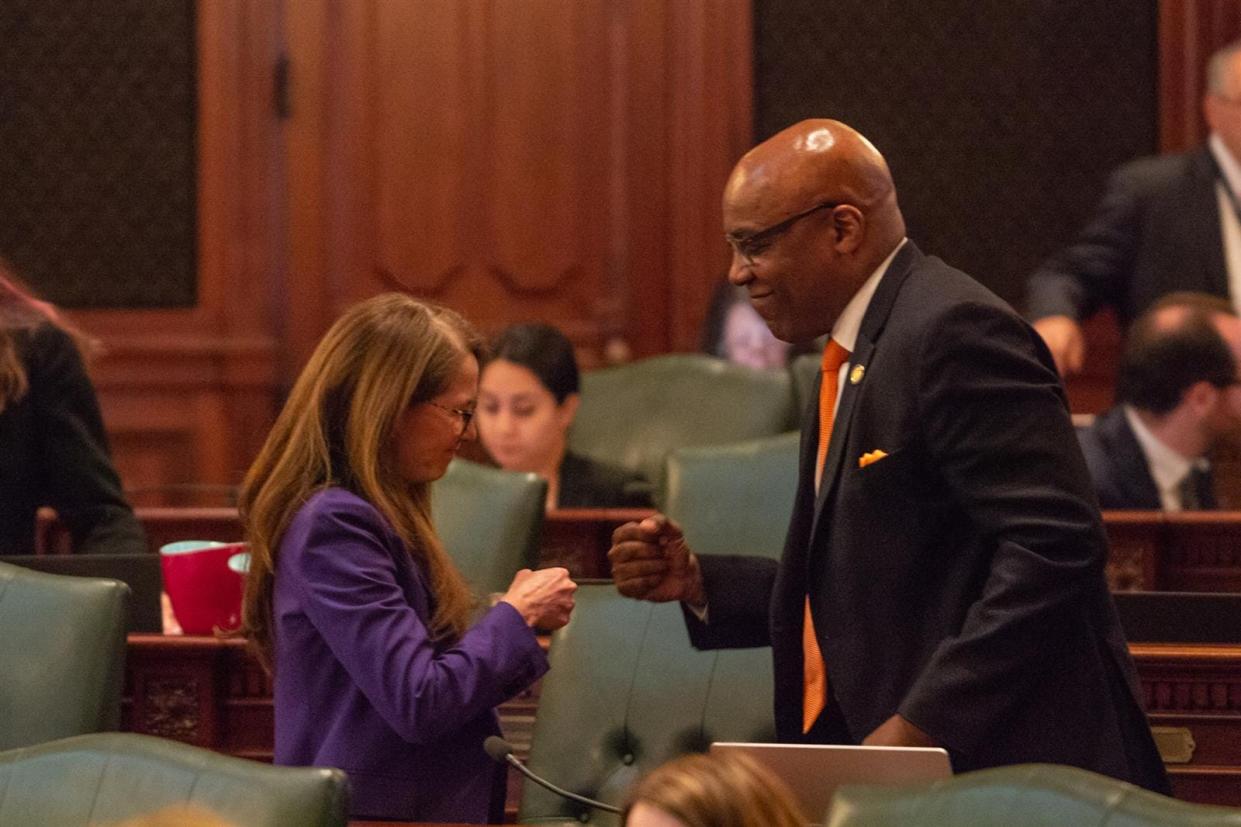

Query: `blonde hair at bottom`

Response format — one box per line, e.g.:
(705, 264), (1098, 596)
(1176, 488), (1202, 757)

(623, 751), (807, 827)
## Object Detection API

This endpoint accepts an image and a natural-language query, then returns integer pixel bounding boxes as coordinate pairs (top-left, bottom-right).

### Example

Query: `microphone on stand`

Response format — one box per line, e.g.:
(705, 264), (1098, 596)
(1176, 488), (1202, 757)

(484, 735), (622, 815)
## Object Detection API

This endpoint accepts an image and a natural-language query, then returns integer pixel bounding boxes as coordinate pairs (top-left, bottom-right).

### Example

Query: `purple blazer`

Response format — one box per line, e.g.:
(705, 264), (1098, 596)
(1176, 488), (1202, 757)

(272, 487), (547, 822)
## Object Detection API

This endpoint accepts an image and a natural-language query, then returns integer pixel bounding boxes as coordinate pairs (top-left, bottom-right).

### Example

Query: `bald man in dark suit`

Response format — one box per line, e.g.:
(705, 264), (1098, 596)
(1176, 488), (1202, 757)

(609, 120), (1169, 792)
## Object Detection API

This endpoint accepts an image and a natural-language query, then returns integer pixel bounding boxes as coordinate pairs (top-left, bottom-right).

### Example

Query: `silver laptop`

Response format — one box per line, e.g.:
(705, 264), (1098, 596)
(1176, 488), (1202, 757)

(709, 742), (951, 825)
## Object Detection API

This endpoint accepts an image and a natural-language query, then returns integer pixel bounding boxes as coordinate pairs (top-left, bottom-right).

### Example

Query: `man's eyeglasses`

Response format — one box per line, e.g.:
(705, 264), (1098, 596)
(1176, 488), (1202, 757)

(725, 201), (841, 265)
(427, 401), (476, 434)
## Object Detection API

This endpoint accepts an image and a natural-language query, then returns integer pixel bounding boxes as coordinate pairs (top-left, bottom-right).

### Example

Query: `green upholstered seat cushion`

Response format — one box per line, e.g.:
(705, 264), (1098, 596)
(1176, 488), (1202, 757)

(519, 583), (775, 825)
(827, 763), (1241, 827)
(0, 732), (349, 827)
(0, 561), (129, 749)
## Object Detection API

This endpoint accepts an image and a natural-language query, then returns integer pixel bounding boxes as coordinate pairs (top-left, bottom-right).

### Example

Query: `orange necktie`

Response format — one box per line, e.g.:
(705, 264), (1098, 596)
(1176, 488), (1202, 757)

(804, 339), (850, 733)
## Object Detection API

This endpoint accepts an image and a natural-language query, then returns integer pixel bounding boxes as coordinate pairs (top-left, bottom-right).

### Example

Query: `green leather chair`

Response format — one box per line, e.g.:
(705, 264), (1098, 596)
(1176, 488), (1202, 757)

(0, 732), (349, 826)
(827, 763), (1241, 826)
(432, 458), (547, 596)
(789, 351), (822, 423)
(0, 561), (129, 750)
(519, 583), (776, 825)
(663, 431), (801, 560)
(568, 354), (797, 494)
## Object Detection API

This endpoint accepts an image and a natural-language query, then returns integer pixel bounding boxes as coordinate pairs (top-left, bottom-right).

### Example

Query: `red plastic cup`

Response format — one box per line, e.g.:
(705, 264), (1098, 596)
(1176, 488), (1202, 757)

(159, 540), (247, 635)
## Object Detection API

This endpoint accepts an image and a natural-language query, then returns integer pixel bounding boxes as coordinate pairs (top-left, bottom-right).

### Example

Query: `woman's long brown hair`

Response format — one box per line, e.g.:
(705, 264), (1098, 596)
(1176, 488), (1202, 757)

(239, 293), (484, 671)
(0, 258), (95, 413)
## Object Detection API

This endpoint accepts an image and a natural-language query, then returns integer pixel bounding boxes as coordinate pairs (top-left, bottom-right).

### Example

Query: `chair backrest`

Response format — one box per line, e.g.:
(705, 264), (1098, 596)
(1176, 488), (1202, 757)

(3, 553), (163, 633)
(568, 354), (796, 492)
(788, 351), (821, 422)
(663, 432), (801, 560)
(519, 583), (775, 825)
(0, 561), (129, 749)
(827, 763), (1241, 827)
(431, 459), (547, 596)
(0, 732), (350, 826)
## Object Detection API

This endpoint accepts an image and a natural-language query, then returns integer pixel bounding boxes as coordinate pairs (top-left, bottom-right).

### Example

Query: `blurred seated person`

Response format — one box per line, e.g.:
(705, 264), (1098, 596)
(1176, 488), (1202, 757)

(623, 752), (806, 827)
(0, 259), (145, 554)
(240, 295), (576, 823)
(1078, 293), (1241, 509)
(701, 282), (794, 369)
(477, 322), (653, 510)
(1026, 39), (1241, 376)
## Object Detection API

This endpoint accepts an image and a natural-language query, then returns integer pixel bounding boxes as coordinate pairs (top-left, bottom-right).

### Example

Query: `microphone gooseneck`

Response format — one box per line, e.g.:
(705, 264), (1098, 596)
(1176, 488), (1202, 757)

(483, 736), (622, 815)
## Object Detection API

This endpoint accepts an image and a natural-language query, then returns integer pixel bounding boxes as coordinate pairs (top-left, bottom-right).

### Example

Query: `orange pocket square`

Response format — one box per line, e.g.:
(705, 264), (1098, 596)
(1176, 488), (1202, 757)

(858, 449), (889, 468)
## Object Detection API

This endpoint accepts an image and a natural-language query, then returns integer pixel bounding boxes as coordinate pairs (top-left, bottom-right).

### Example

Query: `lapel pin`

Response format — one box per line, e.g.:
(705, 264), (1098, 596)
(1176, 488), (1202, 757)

(849, 364), (865, 385)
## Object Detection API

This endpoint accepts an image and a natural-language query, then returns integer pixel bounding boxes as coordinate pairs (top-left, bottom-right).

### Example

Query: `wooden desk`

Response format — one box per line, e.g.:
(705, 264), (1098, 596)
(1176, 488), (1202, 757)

(541, 507), (652, 577)
(39, 507), (652, 580)
(1104, 512), (1241, 592)
(123, 635), (1241, 808)
(1132, 643), (1241, 805)
(34, 506), (1241, 592)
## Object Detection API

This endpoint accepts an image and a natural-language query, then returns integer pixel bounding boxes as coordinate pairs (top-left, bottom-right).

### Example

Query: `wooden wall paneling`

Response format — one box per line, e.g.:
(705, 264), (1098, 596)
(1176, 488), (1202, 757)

(364, 1), (621, 357)
(663, 0), (754, 354)
(67, 0), (283, 504)
(283, 0), (339, 374)
(283, 1), (757, 366)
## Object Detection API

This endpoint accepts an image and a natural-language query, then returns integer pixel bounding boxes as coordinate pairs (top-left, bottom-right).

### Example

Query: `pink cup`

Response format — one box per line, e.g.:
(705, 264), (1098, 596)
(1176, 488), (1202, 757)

(159, 540), (247, 635)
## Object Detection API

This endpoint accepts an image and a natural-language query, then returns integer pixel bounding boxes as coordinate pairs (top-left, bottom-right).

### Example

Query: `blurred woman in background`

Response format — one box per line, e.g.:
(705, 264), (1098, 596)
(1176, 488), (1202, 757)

(701, 282), (793, 370)
(0, 258), (144, 555)
(240, 294), (575, 823)
(477, 322), (652, 510)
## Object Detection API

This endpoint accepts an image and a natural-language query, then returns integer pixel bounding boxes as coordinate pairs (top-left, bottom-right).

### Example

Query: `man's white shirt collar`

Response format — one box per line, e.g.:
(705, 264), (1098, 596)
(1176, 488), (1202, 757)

(830, 238), (907, 352)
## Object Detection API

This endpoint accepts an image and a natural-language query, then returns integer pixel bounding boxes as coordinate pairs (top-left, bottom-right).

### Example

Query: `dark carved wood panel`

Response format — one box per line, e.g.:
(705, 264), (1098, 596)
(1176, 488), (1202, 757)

(1133, 643), (1241, 804)
(1103, 512), (1241, 593)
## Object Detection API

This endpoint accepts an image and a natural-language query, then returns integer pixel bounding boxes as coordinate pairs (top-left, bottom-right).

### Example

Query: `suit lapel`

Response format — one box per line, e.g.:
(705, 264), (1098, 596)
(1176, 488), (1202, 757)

(1100, 408), (1161, 509)
(808, 241), (922, 542)
(1193, 148), (1230, 298)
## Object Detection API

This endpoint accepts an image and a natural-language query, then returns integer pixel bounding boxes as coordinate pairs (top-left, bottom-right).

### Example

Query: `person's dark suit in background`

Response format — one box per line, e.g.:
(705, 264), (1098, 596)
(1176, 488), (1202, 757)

(1027, 39), (1241, 376)
(0, 263), (145, 555)
(1078, 293), (1241, 510)
(609, 120), (1169, 792)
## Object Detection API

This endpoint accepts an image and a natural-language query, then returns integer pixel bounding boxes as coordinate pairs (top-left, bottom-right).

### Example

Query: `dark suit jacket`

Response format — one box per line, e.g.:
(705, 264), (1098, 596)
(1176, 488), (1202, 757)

(1076, 407), (1161, 510)
(0, 324), (145, 555)
(1026, 147), (1228, 326)
(687, 243), (1169, 793)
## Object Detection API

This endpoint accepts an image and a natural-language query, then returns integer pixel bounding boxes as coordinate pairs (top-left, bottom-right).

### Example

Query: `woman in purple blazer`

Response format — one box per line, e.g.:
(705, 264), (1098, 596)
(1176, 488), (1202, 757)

(239, 294), (576, 823)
